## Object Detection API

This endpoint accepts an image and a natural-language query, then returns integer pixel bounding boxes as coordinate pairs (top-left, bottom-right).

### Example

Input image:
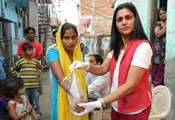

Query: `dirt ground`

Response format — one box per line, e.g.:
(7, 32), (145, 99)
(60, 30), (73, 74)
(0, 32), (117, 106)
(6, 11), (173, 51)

(39, 71), (51, 119)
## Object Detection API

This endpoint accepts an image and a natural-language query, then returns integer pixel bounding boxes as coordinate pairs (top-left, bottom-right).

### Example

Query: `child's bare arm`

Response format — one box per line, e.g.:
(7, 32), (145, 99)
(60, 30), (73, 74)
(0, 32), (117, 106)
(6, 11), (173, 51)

(8, 102), (27, 120)
(25, 96), (32, 113)
(31, 108), (39, 120)
(26, 96), (39, 120)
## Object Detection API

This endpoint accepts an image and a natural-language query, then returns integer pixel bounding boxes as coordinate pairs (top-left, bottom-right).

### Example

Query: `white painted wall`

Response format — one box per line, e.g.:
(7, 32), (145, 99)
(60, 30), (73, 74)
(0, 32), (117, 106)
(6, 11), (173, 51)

(29, 0), (39, 40)
(164, 0), (175, 119)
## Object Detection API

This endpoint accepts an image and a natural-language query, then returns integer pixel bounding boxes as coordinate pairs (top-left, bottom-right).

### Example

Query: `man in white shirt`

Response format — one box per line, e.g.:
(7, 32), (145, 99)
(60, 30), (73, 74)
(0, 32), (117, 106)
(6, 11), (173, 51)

(87, 54), (110, 100)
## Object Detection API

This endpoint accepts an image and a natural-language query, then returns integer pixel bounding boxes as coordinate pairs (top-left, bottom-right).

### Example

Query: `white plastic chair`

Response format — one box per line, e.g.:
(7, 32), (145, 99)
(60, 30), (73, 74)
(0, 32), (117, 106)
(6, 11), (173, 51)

(149, 85), (171, 120)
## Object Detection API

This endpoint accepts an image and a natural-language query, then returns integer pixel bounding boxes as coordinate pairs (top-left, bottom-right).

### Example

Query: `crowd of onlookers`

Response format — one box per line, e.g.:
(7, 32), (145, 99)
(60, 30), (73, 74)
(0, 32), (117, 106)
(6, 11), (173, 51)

(0, 27), (43, 120)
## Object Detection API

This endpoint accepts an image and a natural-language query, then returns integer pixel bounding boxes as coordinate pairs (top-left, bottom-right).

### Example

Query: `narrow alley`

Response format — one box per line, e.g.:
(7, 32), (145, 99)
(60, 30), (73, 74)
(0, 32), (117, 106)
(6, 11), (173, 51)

(39, 70), (51, 119)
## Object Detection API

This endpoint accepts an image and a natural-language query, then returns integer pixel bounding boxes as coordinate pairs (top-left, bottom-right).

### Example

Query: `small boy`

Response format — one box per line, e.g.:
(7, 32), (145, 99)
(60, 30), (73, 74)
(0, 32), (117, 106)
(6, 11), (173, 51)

(9, 42), (43, 119)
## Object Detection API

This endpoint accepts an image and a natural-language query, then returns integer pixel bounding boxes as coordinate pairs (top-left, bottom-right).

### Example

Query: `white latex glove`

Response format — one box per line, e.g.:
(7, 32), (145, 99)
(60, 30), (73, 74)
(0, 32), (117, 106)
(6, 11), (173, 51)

(69, 61), (90, 70)
(73, 98), (103, 116)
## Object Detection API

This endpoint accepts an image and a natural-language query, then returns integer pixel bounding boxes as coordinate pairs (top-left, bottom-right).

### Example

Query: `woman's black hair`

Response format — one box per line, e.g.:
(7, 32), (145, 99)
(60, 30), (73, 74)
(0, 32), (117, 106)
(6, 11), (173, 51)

(61, 23), (78, 39)
(4, 78), (24, 99)
(159, 7), (167, 13)
(24, 26), (36, 35)
(22, 42), (33, 53)
(109, 2), (148, 60)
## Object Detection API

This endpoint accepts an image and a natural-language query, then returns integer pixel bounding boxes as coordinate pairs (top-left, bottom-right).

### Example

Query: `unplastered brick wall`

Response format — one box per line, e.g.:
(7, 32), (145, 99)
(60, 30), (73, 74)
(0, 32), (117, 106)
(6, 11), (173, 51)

(95, 18), (112, 35)
(80, 0), (114, 16)
(80, 0), (114, 35)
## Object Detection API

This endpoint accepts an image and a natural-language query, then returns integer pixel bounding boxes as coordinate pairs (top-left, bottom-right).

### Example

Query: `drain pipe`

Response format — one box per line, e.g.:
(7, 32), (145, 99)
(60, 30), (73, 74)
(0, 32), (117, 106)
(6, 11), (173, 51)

(1, 0), (5, 17)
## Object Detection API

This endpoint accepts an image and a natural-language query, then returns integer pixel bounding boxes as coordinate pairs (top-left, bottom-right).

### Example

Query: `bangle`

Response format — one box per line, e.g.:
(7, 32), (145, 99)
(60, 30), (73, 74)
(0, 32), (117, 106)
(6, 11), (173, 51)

(24, 110), (28, 115)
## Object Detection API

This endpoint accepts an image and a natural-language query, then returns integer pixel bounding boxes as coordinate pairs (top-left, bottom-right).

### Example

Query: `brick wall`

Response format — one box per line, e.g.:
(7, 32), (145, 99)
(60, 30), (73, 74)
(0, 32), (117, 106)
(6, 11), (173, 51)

(80, 0), (115, 35)
(95, 19), (112, 35)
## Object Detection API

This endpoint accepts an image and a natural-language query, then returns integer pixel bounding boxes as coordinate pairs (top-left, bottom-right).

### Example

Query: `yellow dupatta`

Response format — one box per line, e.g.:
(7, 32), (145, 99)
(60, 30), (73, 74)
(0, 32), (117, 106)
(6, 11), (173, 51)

(56, 24), (88, 120)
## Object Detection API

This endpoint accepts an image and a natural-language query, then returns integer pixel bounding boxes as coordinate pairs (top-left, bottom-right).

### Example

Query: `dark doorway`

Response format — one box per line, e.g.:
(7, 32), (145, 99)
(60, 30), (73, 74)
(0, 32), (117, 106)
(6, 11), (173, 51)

(157, 0), (167, 21)
(159, 0), (167, 8)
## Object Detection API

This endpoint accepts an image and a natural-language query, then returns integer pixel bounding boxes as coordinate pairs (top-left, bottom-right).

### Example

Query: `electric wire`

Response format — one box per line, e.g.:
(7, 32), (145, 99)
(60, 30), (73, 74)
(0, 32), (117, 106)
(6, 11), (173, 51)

(70, 0), (113, 19)
(81, 0), (113, 9)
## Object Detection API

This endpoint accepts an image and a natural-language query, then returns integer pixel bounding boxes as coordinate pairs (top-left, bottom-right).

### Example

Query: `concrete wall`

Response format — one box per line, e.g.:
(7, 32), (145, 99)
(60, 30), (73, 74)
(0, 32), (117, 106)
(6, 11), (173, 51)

(29, 0), (38, 40)
(114, 0), (151, 39)
(164, 0), (175, 119)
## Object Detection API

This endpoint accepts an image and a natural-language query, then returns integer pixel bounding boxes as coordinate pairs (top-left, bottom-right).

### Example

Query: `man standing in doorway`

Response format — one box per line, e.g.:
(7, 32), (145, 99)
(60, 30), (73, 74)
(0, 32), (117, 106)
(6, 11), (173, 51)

(17, 26), (43, 119)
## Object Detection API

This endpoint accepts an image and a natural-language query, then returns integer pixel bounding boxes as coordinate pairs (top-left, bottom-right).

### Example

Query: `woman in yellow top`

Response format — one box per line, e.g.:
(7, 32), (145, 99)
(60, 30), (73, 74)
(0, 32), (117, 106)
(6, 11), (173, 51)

(47, 23), (88, 120)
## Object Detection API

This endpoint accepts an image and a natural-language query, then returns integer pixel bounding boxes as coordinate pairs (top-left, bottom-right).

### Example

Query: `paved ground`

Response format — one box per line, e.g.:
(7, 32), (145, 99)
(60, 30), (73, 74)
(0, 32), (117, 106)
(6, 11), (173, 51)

(39, 70), (51, 119)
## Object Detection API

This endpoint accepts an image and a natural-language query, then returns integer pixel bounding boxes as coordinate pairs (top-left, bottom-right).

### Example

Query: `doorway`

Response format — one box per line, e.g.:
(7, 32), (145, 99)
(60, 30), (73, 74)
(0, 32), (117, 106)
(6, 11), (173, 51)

(150, 0), (167, 43)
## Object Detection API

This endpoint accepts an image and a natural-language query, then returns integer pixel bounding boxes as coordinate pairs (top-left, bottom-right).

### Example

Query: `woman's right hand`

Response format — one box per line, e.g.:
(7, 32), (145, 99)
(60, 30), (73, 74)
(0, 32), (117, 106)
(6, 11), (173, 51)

(69, 61), (90, 70)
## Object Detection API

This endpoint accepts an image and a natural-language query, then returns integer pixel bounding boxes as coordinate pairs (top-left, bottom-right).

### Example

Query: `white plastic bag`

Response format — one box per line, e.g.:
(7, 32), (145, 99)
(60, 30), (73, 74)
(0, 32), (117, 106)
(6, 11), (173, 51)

(65, 70), (86, 114)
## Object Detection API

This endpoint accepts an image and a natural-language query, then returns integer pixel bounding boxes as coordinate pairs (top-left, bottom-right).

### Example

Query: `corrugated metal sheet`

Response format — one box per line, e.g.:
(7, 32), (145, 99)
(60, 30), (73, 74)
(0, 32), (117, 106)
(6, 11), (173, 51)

(0, 17), (15, 23)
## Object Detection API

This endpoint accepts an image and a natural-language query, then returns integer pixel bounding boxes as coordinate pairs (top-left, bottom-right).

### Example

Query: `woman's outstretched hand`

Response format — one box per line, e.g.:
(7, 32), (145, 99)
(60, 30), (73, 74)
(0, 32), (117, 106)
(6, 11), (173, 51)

(73, 98), (102, 116)
(69, 61), (90, 70)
